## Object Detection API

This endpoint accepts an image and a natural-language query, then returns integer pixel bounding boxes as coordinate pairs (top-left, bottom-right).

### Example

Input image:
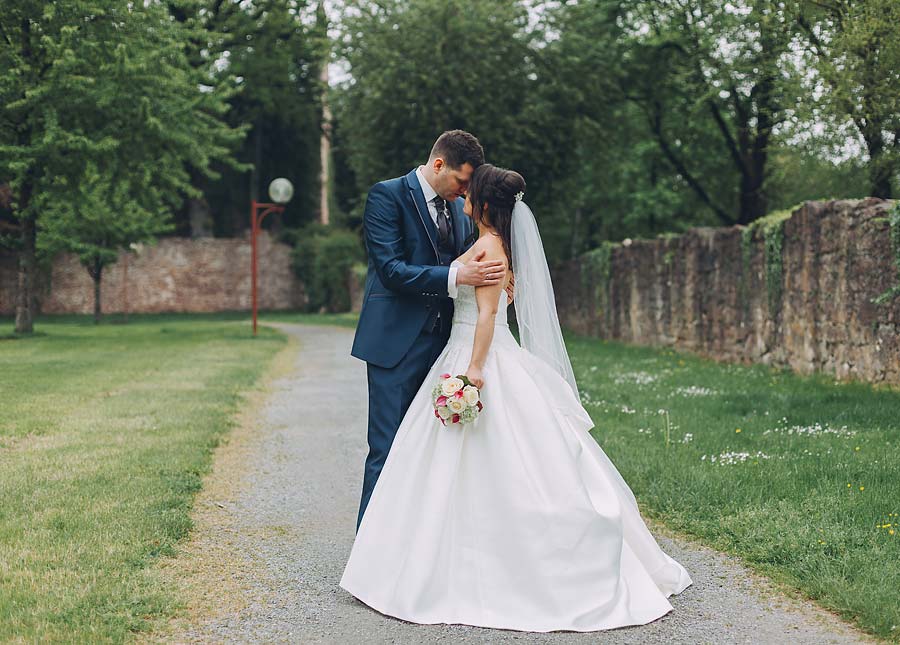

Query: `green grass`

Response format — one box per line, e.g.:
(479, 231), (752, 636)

(259, 310), (360, 329)
(0, 314), (288, 642)
(566, 334), (900, 641)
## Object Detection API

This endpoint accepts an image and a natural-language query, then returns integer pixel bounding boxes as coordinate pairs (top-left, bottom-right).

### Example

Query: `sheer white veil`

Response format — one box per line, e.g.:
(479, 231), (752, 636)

(510, 199), (579, 398)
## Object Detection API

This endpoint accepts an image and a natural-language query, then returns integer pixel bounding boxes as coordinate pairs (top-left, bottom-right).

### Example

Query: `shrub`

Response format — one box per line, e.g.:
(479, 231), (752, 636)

(290, 224), (364, 312)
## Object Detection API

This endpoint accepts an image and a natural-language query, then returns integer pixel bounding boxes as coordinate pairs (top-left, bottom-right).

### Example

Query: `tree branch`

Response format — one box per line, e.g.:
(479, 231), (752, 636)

(707, 98), (748, 175)
(647, 100), (736, 226)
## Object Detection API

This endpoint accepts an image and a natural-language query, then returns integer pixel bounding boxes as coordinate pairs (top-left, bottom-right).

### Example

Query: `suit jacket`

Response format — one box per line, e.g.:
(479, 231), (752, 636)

(351, 168), (475, 369)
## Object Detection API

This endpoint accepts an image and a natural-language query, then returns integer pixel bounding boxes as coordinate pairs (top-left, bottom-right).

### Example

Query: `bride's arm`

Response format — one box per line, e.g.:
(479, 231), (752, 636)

(466, 244), (508, 389)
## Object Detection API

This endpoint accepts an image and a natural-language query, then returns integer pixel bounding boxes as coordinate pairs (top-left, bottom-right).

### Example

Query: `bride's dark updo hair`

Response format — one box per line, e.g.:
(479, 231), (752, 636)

(467, 164), (526, 272)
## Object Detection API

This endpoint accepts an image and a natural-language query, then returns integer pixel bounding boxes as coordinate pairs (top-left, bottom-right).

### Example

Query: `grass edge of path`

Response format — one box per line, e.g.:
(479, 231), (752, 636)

(133, 325), (302, 643)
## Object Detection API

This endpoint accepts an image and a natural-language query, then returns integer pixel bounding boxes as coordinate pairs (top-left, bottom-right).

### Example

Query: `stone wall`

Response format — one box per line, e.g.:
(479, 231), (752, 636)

(0, 230), (306, 315)
(554, 198), (900, 385)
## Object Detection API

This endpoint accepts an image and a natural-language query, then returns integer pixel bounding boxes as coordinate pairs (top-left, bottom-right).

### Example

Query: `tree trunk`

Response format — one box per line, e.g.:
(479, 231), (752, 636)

(737, 176), (767, 225)
(91, 260), (103, 324)
(866, 136), (893, 199)
(14, 213), (36, 334)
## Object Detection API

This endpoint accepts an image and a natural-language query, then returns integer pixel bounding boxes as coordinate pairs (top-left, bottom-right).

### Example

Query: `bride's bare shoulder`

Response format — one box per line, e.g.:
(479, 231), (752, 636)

(471, 234), (508, 266)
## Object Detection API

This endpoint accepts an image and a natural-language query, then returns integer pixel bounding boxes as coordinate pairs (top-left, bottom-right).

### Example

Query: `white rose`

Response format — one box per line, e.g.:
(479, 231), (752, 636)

(441, 377), (465, 396)
(437, 406), (452, 419)
(462, 386), (479, 405)
(447, 399), (466, 414)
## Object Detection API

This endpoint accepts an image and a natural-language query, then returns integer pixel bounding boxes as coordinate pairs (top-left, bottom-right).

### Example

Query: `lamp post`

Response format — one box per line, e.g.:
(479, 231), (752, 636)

(251, 178), (294, 336)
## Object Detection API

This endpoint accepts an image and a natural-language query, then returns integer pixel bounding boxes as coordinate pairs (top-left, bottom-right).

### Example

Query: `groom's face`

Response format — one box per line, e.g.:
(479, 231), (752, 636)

(433, 159), (475, 202)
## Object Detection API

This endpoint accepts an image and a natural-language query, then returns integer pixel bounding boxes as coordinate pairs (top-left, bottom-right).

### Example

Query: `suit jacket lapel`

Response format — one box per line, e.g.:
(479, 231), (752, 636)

(405, 169), (440, 261)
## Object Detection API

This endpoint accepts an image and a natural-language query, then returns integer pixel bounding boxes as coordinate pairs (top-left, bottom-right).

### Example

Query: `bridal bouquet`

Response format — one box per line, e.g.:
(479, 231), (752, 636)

(432, 373), (483, 426)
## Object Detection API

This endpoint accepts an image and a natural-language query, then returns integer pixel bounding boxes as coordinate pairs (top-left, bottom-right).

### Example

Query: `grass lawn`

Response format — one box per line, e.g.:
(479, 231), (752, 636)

(566, 334), (899, 642)
(0, 313), (290, 642)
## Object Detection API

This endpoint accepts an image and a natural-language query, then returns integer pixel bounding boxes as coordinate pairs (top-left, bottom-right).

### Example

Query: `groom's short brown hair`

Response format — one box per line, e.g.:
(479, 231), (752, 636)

(429, 130), (484, 170)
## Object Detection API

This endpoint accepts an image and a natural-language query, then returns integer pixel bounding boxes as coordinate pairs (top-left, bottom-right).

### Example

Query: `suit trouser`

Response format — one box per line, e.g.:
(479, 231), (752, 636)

(357, 323), (449, 532)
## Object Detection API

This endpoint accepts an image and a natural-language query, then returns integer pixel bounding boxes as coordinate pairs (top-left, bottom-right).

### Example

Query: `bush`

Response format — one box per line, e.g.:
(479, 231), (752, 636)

(290, 224), (364, 312)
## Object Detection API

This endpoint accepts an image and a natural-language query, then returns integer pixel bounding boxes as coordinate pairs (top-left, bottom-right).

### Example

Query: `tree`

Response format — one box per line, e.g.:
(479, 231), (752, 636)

(38, 166), (173, 323)
(336, 0), (535, 194)
(0, 0), (242, 331)
(796, 0), (900, 198)
(195, 0), (324, 236)
(616, 0), (801, 225)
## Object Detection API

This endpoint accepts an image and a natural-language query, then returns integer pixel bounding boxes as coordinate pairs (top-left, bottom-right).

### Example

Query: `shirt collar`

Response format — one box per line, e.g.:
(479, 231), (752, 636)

(415, 165), (440, 204)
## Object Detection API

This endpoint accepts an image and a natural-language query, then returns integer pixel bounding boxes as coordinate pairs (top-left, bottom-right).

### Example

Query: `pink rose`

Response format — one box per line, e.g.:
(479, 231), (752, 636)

(436, 395), (448, 406)
(452, 414), (460, 424)
(440, 373), (451, 379)
(454, 390), (464, 399)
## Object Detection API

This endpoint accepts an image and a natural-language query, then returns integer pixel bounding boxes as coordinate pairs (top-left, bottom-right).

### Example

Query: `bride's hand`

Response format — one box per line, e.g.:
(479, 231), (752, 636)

(465, 365), (484, 390)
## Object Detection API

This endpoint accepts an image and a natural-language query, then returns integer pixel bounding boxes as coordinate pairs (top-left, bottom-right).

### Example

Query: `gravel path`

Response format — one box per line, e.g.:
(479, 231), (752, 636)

(152, 323), (876, 645)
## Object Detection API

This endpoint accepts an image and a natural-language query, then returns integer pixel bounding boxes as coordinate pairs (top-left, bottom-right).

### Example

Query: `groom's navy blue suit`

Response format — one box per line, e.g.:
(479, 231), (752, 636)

(351, 168), (475, 531)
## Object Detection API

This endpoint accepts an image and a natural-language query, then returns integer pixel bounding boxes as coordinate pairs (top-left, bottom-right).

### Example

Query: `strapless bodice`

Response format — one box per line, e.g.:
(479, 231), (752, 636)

(450, 260), (509, 328)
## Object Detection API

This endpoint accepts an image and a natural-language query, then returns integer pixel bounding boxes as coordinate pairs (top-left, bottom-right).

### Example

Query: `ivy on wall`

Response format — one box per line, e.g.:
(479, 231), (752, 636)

(873, 202), (900, 305)
(582, 241), (616, 330)
(739, 207), (796, 318)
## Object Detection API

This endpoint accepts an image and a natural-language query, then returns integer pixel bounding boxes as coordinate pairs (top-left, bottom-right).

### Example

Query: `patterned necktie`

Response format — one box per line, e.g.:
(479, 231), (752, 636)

(432, 195), (451, 245)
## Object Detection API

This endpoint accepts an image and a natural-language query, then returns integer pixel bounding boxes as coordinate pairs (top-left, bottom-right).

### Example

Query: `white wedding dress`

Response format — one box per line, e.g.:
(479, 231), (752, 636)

(340, 260), (692, 632)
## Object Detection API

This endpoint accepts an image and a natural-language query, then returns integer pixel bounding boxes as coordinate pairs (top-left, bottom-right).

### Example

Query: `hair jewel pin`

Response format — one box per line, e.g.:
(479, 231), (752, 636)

(514, 191), (524, 202)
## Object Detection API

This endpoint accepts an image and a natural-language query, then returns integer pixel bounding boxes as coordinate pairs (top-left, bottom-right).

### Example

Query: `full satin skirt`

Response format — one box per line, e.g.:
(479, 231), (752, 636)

(340, 322), (692, 632)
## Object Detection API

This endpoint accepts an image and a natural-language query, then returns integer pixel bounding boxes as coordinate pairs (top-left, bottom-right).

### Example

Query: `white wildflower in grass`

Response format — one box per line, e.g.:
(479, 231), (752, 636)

(674, 385), (717, 397)
(612, 371), (658, 386)
(580, 391), (607, 407)
(761, 419), (856, 438)
(621, 405), (637, 414)
(702, 450), (771, 465)
(680, 433), (693, 443)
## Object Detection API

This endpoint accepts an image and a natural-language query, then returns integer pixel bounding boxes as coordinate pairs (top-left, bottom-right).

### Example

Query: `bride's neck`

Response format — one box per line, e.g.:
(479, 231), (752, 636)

(477, 223), (499, 238)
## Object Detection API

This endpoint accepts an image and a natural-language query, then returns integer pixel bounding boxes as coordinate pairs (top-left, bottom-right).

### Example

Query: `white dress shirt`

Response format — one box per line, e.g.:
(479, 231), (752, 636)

(416, 166), (459, 299)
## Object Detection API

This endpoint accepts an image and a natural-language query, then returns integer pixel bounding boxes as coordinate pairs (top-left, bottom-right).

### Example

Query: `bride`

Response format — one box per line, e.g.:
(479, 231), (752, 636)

(340, 164), (693, 632)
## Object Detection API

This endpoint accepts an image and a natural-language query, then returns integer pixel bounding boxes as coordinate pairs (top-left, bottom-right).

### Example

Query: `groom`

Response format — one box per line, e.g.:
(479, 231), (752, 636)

(351, 130), (507, 531)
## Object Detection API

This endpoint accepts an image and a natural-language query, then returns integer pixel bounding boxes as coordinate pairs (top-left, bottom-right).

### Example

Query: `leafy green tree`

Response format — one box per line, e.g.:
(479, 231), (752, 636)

(337, 0), (535, 194)
(617, 0), (802, 225)
(796, 0), (900, 198)
(192, 0), (324, 236)
(0, 0), (241, 332)
(38, 166), (173, 323)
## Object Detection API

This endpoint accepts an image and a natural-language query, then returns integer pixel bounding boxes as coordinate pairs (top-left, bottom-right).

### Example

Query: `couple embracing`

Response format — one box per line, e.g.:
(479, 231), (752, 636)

(341, 130), (692, 632)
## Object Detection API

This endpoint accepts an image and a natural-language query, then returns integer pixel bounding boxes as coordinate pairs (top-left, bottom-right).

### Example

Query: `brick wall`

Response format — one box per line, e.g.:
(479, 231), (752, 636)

(0, 230), (306, 315)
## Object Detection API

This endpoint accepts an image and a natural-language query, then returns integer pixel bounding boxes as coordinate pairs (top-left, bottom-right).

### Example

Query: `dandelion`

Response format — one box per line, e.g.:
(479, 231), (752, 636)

(735, 428), (742, 433)
(854, 446), (860, 451)
(859, 486), (865, 491)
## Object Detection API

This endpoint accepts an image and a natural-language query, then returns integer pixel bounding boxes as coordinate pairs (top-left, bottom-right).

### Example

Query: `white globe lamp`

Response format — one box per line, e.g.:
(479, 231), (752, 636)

(268, 178), (294, 205)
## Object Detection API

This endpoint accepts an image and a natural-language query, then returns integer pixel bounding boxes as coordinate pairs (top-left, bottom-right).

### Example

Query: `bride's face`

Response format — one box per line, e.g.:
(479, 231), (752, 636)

(463, 194), (473, 217)
(463, 194), (489, 224)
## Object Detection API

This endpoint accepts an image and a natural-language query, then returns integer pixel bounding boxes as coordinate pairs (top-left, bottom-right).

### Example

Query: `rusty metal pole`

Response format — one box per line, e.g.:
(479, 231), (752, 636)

(251, 200), (259, 336)
(250, 201), (285, 337)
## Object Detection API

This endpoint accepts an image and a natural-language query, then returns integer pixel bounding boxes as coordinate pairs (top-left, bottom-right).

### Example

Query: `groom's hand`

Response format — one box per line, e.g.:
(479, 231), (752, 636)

(457, 250), (506, 287)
